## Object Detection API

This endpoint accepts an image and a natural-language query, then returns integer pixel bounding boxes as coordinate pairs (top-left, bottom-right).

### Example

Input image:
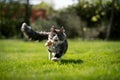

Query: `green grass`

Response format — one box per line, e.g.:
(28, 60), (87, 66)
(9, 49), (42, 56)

(0, 39), (120, 80)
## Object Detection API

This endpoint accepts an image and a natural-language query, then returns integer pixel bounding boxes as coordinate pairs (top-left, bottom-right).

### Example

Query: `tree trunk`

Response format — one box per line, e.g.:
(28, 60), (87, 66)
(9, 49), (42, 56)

(25, 0), (30, 25)
(105, 0), (115, 40)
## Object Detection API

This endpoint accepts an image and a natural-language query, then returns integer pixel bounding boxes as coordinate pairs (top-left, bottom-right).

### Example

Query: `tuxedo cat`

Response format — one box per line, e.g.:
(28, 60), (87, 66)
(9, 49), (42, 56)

(21, 23), (68, 61)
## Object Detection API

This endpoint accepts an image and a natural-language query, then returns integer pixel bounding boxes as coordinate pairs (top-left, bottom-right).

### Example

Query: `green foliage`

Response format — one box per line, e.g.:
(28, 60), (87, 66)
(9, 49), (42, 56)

(74, 0), (120, 39)
(31, 0), (120, 39)
(31, 18), (58, 32)
(75, 1), (104, 27)
(0, 39), (120, 80)
(1, 0), (120, 39)
(105, 1), (120, 39)
(0, 2), (27, 38)
(55, 7), (81, 38)
(33, 2), (55, 15)
(31, 6), (81, 38)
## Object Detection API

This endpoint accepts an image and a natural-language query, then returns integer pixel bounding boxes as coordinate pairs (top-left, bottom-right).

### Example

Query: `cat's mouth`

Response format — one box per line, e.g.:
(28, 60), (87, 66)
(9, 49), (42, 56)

(54, 39), (58, 42)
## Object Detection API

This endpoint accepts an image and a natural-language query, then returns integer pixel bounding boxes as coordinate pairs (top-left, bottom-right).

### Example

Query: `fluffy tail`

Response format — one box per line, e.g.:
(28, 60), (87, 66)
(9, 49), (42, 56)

(21, 22), (48, 41)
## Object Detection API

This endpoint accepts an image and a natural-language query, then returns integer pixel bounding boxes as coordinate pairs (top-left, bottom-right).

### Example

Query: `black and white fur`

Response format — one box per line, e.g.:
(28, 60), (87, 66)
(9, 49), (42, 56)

(21, 22), (68, 61)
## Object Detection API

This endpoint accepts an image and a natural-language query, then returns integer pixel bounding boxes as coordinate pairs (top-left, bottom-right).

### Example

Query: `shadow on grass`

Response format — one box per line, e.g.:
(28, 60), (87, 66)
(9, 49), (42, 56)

(61, 59), (83, 64)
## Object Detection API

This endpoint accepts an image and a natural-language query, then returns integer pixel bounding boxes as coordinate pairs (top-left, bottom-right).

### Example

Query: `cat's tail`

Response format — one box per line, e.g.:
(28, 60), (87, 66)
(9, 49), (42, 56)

(21, 22), (49, 41)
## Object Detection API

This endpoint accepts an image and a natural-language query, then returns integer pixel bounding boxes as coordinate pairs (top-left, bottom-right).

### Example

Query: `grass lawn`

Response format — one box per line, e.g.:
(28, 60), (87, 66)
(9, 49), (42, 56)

(0, 39), (120, 80)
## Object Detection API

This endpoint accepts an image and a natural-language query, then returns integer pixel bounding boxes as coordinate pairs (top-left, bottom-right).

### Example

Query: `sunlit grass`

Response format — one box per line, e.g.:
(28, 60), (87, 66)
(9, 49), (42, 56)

(0, 39), (120, 80)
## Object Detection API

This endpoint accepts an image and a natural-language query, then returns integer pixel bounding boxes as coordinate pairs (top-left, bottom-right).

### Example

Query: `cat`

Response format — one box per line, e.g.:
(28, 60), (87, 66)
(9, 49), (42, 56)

(21, 22), (68, 61)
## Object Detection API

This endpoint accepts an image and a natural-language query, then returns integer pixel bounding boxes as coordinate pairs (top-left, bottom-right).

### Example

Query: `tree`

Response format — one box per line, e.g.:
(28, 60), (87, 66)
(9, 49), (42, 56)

(25, 0), (30, 25)
(0, 0), (31, 38)
(105, 0), (115, 40)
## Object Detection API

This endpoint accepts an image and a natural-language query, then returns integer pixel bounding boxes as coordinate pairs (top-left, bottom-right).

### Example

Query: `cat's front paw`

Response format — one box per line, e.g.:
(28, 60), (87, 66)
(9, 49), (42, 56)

(51, 57), (60, 61)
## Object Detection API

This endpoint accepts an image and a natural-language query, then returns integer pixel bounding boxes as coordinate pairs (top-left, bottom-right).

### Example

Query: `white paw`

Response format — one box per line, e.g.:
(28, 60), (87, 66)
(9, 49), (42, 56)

(51, 57), (60, 61)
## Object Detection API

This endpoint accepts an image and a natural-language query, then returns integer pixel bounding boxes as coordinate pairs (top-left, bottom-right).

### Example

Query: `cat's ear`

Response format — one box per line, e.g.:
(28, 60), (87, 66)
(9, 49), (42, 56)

(60, 26), (65, 32)
(50, 25), (55, 32)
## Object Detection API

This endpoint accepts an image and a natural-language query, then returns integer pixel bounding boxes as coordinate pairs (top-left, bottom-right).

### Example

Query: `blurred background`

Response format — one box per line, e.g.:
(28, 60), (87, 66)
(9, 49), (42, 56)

(0, 0), (120, 40)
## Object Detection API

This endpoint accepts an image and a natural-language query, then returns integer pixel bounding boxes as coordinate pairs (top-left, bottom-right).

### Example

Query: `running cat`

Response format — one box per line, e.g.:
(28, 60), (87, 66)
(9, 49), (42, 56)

(21, 22), (68, 61)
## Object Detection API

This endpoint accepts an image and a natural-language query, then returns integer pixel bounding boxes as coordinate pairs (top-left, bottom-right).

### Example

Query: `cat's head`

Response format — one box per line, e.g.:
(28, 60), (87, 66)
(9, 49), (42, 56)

(48, 26), (66, 44)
